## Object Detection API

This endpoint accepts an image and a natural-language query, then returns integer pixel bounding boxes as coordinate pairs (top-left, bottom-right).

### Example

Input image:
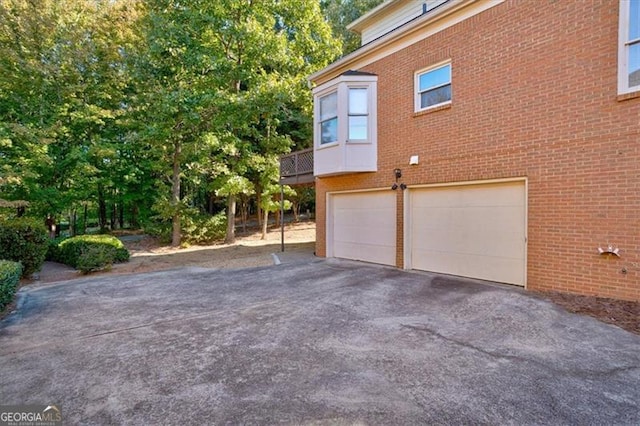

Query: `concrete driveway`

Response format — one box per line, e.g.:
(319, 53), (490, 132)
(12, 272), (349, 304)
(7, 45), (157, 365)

(1, 260), (639, 425)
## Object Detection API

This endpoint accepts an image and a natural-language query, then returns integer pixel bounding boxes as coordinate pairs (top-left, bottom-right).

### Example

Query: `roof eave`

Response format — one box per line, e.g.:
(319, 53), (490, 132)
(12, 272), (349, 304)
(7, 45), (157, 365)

(309, 0), (469, 85)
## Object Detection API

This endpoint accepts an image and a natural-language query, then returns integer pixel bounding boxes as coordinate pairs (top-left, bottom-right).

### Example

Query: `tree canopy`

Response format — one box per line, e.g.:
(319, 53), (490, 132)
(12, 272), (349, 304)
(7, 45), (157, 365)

(0, 0), (365, 244)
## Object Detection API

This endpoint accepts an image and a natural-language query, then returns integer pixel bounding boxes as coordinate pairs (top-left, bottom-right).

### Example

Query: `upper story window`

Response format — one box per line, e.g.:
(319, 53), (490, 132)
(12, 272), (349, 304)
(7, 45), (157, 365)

(313, 71), (377, 148)
(415, 62), (451, 112)
(319, 92), (338, 145)
(619, 0), (640, 94)
(348, 88), (369, 140)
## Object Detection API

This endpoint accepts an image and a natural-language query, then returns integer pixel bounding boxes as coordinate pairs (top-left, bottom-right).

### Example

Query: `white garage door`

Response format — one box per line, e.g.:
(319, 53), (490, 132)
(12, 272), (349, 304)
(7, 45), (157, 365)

(408, 181), (526, 286)
(330, 191), (396, 266)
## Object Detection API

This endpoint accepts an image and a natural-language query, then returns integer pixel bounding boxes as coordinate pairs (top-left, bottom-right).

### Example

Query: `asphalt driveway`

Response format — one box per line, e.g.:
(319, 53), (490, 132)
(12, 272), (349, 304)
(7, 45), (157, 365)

(1, 260), (639, 424)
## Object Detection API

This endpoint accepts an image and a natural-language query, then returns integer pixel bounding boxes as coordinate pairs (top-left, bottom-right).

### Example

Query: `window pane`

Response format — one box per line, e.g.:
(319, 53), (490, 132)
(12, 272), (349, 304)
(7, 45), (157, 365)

(320, 92), (337, 121)
(348, 116), (368, 140)
(349, 88), (368, 114)
(631, 0), (640, 40)
(420, 84), (451, 108)
(321, 117), (337, 144)
(419, 64), (451, 91)
(630, 43), (640, 87)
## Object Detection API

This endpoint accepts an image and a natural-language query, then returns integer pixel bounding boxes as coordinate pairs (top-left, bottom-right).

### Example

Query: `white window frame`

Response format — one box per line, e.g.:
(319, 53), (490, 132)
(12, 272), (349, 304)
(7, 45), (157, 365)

(313, 74), (377, 149)
(619, 0), (640, 95)
(318, 91), (339, 146)
(414, 60), (452, 112)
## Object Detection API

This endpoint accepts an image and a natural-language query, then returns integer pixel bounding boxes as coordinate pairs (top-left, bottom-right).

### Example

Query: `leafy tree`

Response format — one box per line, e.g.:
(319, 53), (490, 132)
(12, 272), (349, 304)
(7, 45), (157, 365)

(321, 0), (384, 54)
(0, 0), (141, 231)
(137, 0), (339, 246)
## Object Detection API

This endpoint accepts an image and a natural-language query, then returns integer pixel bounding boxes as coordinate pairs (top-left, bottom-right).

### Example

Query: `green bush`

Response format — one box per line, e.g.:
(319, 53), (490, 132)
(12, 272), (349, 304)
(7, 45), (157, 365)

(57, 235), (130, 269)
(181, 211), (227, 245)
(0, 260), (22, 311)
(76, 245), (114, 274)
(142, 220), (172, 244)
(46, 235), (69, 262)
(0, 218), (48, 277)
(144, 211), (227, 245)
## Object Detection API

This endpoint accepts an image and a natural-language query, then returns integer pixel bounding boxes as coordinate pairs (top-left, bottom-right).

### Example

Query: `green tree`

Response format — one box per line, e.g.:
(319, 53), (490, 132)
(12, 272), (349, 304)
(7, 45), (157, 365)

(137, 0), (339, 246)
(0, 0), (141, 231)
(321, 0), (384, 54)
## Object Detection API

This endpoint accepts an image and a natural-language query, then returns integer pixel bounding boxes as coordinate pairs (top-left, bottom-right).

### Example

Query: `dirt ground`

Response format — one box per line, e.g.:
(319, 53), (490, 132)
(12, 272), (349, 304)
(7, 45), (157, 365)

(23, 220), (640, 336)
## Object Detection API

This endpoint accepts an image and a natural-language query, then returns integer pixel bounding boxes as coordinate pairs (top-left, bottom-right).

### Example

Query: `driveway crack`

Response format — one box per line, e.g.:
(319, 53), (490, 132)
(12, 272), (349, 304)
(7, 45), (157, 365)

(401, 323), (640, 378)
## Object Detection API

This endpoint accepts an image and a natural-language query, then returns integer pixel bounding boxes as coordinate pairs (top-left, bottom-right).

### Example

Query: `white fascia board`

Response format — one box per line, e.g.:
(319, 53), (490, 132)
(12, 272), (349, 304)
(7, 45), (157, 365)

(312, 73), (378, 95)
(309, 0), (504, 86)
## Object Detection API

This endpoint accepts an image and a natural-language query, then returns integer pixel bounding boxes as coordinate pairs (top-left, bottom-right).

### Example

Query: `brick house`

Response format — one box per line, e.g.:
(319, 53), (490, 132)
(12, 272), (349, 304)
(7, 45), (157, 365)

(307, 0), (639, 301)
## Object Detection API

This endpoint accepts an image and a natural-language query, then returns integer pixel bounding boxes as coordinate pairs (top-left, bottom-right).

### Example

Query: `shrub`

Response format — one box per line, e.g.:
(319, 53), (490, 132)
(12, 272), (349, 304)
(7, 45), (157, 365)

(0, 218), (48, 277)
(181, 211), (227, 245)
(57, 235), (130, 269)
(46, 235), (69, 263)
(76, 245), (114, 274)
(144, 211), (227, 245)
(0, 260), (22, 311)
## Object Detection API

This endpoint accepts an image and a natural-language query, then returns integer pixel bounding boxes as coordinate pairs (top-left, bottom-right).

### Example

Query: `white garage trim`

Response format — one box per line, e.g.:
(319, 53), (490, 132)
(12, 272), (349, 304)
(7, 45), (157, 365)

(403, 178), (528, 287)
(327, 189), (396, 266)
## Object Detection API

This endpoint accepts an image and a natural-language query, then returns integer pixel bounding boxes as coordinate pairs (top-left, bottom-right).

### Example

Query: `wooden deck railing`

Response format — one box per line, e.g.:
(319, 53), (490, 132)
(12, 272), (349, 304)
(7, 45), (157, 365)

(280, 148), (314, 184)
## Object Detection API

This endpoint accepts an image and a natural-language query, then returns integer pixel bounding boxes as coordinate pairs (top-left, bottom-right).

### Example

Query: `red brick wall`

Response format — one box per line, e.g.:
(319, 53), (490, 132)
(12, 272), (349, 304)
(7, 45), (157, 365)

(315, 0), (640, 301)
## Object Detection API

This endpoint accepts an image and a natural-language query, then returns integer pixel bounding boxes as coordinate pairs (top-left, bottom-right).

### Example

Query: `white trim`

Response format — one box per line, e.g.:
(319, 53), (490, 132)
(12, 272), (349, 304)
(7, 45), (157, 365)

(414, 60), (452, 112)
(402, 177), (528, 288)
(618, 0), (640, 95)
(309, 0), (504, 86)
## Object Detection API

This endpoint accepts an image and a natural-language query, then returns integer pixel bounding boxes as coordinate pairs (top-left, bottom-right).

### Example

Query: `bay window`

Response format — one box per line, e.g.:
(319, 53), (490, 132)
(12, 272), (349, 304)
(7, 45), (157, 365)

(312, 71), (378, 176)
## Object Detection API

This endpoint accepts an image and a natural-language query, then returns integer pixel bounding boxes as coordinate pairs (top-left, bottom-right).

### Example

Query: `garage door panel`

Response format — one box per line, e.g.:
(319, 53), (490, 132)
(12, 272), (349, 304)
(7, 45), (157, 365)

(411, 184), (524, 209)
(412, 226), (524, 255)
(334, 241), (396, 265)
(334, 208), (394, 228)
(335, 225), (395, 246)
(412, 249), (525, 285)
(331, 191), (396, 266)
(410, 182), (526, 286)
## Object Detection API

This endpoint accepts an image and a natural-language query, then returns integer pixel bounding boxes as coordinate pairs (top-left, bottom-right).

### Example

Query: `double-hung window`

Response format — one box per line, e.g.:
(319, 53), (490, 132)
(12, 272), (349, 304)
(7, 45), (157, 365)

(348, 88), (368, 140)
(415, 62), (451, 111)
(619, 0), (640, 94)
(319, 92), (338, 145)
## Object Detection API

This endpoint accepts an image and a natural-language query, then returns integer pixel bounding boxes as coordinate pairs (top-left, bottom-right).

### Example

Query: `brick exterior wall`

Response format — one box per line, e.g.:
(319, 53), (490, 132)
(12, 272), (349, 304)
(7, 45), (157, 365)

(314, 0), (640, 301)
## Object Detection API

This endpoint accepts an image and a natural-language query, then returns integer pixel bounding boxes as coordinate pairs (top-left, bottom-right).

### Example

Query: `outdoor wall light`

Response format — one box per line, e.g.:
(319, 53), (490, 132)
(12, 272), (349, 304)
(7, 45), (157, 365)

(400, 183), (407, 190)
(394, 168), (402, 179)
(598, 245), (620, 257)
(391, 183), (398, 190)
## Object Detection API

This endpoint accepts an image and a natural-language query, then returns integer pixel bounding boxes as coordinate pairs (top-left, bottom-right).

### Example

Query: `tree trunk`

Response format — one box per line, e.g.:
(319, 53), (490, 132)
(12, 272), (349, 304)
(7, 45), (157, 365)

(110, 202), (116, 230)
(70, 209), (77, 237)
(256, 191), (262, 227)
(171, 141), (182, 247)
(261, 208), (268, 240)
(241, 196), (247, 233)
(131, 204), (138, 229)
(98, 185), (107, 231)
(83, 204), (88, 234)
(45, 215), (56, 239)
(225, 194), (236, 244)
(118, 200), (124, 229)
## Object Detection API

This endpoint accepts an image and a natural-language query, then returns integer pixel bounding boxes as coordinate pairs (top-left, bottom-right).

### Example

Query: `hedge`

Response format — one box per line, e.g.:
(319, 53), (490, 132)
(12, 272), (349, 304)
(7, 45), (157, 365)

(0, 260), (22, 311)
(0, 218), (48, 277)
(55, 235), (130, 273)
